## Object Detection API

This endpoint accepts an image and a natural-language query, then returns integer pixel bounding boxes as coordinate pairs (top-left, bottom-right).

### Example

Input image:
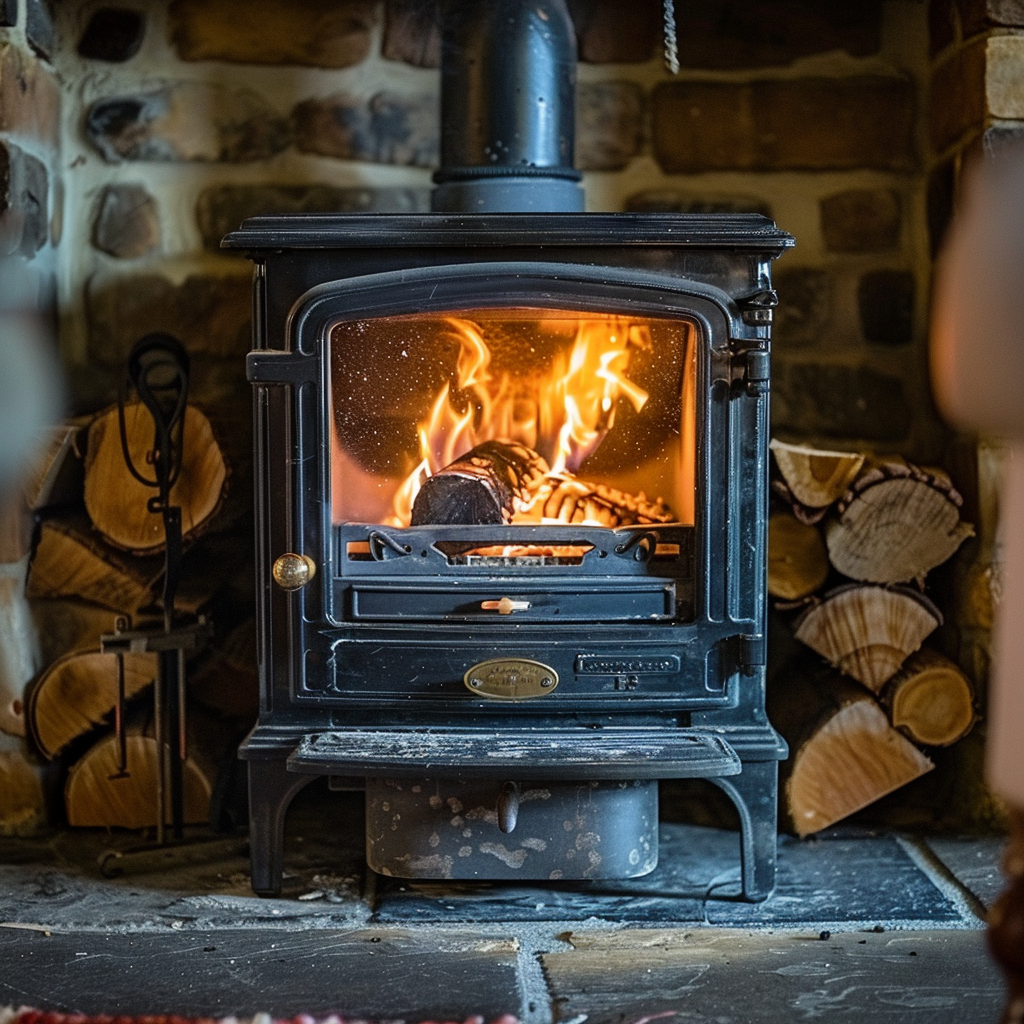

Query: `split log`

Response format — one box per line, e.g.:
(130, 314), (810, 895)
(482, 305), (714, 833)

(770, 664), (934, 837)
(30, 599), (125, 668)
(0, 748), (46, 835)
(768, 511), (829, 600)
(22, 419), (87, 512)
(26, 648), (157, 760)
(824, 460), (974, 584)
(770, 440), (865, 509)
(523, 475), (674, 527)
(411, 440), (549, 525)
(83, 403), (229, 555)
(879, 648), (977, 747)
(793, 584), (942, 692)
(65, 730), (213, 829)
(27, 515), (164, 615)
(770, 480), (830, 525)
(27, 516), (212, 618)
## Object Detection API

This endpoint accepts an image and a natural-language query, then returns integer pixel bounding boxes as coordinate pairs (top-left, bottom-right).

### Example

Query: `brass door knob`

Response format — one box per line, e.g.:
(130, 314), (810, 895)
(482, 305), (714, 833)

(272, 553), (316, 591)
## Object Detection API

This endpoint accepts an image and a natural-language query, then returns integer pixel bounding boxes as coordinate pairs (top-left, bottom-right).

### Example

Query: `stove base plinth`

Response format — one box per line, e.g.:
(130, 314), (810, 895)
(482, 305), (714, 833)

(366, 776), (659, 881)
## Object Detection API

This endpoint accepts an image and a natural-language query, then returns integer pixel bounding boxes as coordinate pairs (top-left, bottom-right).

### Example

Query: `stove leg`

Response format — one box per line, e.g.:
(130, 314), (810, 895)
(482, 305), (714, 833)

(247, 759), (314, 896)
(710, 759), (779, 902)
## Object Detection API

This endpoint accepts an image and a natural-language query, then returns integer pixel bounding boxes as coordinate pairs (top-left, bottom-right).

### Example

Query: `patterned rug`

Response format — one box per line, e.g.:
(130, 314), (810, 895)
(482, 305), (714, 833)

(3, 1013), (518, 1024)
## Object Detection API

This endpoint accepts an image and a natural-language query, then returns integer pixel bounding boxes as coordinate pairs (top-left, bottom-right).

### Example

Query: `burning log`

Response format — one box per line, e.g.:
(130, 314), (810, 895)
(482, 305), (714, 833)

(793, 584), (942, 692)
(411, 440), (550, 525)
(411, 439), (674, 527)
(83, 402), (229, 556)
(824, 460), (974, 584)
(878, 648), (977, 747)
(770, 664), (934, 837)
(26, 648), (156, 760)
(525, 475), (673, 526)
(767, 510), (829, 601)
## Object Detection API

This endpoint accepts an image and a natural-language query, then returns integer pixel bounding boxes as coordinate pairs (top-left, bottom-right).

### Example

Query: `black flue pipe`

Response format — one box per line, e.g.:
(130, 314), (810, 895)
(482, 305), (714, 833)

(431, 0), (584, 213)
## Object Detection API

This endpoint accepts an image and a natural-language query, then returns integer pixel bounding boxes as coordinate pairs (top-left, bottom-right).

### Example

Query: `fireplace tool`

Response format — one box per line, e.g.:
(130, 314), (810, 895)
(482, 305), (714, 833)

(99, 333), (211, 844)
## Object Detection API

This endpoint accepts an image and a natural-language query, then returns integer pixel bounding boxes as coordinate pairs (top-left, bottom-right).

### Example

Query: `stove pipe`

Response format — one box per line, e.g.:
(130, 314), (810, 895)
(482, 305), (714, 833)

(431, 0), (584, 213)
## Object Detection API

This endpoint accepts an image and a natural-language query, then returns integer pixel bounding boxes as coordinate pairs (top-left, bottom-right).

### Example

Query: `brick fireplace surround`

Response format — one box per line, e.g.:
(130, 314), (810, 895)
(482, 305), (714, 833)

(2, 0), (1024, 1021)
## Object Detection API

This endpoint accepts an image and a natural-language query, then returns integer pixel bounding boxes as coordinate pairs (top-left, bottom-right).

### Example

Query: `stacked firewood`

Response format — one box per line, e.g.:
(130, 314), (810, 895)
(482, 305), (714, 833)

(0, 404), (257, 834)
(767, 440), (978, 837)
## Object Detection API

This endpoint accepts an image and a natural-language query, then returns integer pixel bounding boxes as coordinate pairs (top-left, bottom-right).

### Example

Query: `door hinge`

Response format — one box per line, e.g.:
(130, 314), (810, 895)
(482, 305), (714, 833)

(743, 350), (770, 396)
(724, 633), (766, 676)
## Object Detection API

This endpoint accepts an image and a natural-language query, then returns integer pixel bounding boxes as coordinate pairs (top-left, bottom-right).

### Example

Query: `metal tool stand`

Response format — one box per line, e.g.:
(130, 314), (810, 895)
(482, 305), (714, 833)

(100, 332), (212, 843)
(100, 618), (213, 843)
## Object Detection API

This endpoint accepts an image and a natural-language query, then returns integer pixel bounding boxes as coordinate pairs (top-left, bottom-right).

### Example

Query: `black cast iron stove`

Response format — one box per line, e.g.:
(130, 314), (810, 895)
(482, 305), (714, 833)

(225, 0), (793, 899)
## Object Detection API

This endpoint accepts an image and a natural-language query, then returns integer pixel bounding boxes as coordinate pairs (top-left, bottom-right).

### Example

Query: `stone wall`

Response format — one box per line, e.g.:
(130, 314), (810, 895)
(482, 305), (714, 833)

(44, 0), (945, 464)
(1, 0), (59, 326)
(2, 0), (1021, 832)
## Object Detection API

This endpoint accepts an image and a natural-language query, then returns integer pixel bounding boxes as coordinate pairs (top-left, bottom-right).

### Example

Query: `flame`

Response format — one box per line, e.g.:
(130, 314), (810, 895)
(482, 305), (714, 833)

(385, 316), (652, 527)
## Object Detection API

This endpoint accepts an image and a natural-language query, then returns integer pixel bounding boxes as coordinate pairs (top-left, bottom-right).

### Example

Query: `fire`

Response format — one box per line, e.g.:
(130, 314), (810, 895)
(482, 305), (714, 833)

(386, 315), (652, 527)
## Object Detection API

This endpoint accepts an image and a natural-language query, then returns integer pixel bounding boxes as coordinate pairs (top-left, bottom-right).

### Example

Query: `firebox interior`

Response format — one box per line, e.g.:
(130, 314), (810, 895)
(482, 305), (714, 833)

(329, 308), (696, 533)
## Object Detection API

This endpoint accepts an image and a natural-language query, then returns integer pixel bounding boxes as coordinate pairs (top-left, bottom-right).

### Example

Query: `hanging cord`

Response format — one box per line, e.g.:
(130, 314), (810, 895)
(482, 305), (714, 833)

(663, 0), (679, 74)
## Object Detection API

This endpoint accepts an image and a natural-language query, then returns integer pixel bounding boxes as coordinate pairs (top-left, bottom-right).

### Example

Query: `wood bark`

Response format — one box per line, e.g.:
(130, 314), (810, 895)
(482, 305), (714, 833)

(769, 664), (934, 837)
(64, 729), (213, 829)
(769, 439), (865, 510)
(879, 648), (977, 747)
(26, 648), (157, 760)
(83, 403), (229, 555)
(793, 584), (943, 693)
(411, 440), (549, 525)
(824, 460), (974, 584)
(768, 510), (829, 600)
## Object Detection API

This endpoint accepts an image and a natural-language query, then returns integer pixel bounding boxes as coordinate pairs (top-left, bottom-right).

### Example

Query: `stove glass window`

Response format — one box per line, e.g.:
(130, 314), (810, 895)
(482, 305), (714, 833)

(329, 309), (696, 536)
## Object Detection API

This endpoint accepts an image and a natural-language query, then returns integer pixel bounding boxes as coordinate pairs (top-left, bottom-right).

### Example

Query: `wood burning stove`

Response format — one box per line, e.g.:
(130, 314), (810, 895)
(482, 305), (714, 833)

(227, 213), (791, 897)
(223, 0), (793, 900)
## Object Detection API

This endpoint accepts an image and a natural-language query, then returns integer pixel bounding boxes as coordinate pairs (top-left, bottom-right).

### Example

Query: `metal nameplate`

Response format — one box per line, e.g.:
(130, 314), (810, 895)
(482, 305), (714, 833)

(575, 655), (681, 676)
(464, 658), (559, 700)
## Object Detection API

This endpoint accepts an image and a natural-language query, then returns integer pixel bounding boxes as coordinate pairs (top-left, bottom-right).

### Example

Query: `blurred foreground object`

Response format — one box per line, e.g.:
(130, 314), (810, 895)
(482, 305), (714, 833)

(0, 258), (63, 490)
(931, 146), (1024, 1024)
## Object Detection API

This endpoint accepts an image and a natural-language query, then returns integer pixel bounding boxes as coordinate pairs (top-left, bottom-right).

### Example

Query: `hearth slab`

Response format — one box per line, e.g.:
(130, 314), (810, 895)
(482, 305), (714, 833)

(372, 827), (973, 927)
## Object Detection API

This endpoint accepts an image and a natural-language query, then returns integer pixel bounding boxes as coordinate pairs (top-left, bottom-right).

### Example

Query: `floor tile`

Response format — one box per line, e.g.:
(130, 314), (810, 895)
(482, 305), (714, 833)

(542, 928), (1005, 1024)
(926, 836), (1008, 909)
(0, 928), (521, 1020)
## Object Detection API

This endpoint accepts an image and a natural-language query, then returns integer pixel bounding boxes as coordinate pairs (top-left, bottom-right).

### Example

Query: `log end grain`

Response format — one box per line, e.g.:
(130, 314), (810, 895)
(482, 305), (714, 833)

(881, 649), (977, 747)
(768, 511), (829, 601)
(788, 697), (934, 837)
(793, 585), (942, 692)
(65, 733), (211, 828)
